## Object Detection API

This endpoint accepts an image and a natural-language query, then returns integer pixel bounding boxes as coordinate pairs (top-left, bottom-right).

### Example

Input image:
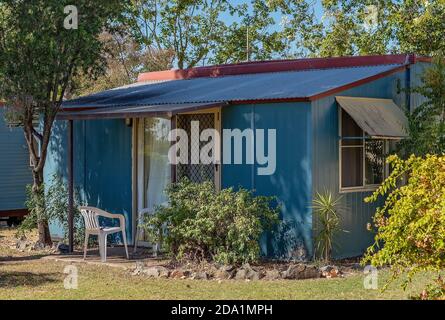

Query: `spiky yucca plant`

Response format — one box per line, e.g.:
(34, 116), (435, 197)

(312, 191), (346, 262)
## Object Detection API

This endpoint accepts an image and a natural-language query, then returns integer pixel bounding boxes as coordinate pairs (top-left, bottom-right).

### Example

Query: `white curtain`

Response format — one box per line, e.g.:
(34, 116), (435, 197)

(143, 118), (171, 211)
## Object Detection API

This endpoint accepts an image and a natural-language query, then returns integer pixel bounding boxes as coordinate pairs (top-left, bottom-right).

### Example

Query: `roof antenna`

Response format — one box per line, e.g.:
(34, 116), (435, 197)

(246, 22), (250, 62)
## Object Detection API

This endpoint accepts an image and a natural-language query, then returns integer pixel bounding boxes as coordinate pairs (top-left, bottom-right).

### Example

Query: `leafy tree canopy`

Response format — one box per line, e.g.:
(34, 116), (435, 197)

(399, 53), (445, 156)
(125, 0), (322, 69)
(312, 0), (445, 57)
(0, 0), (124, 244)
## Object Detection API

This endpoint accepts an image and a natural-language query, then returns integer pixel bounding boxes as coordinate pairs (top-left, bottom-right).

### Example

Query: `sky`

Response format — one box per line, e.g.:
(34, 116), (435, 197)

(224, 0), (325, 24)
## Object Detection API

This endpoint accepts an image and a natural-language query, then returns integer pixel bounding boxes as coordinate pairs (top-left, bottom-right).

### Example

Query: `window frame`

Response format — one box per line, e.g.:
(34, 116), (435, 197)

(338, 108), (389, 193)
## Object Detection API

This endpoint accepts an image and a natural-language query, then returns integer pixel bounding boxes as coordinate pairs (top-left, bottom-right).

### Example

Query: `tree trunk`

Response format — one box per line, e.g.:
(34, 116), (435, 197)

(24, 115), (53, 246)
(32, 169), (52, 246)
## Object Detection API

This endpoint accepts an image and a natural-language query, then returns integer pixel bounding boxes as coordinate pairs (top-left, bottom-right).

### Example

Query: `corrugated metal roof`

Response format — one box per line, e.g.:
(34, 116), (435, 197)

(57, 102), (225, 120)
(63, 64), (404, 110)
(336, 96), (408, 138)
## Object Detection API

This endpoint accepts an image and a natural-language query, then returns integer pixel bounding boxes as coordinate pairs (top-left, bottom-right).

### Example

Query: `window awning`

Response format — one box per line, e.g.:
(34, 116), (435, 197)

(336, 96), (408, 139)
(57, 102), (226, 120)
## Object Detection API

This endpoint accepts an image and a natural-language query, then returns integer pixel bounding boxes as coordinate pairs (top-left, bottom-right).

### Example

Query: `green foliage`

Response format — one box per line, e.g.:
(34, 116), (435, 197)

(125, 0), (321, 68)
(0, 0), (124, 105)
(0, 0), (125, 244)
(143, 179), (280, 264)
(364, 155), (445, 297)
(311, 1), (445, 57)
(399, 53), (445, 157)
(20, 174), (84, 244)
(312, 191), (346, 262)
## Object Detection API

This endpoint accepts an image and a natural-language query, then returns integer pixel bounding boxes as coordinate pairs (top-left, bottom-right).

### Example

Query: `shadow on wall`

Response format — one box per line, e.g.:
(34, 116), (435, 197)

(45, 119), (132, 244)
(261, 157), (313, 261)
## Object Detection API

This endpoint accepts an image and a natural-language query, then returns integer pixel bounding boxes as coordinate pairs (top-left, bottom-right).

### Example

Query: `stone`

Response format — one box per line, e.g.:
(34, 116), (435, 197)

(328, 268), (341, 278)
(300, 266), (321, 279)
(283, 264), (306, 279)
(263, 269), (282, 280)
(320, 265), (342, 278)
(16, 239), (28, 251)
(234, 268), (248, 280)
(214, 265), (236, 280)
(142, 266), (170, 278)
(214, 269), (234, 280)
(191, 271), (209, 280)
(320, 265), (334, 274)
(234, 263), (260, 281)
(283, 264), (321, 280)
(220, 265), (235, 272)
(170, 269), (190, 279)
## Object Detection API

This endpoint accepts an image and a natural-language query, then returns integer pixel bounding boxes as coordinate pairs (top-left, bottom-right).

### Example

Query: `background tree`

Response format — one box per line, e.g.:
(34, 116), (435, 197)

(310, 0), (445, 57)
(71, 30), (174, 97)
(0, 0), (123, 245)
(399, 53), (445, 156)
(125, 0), (321, 68)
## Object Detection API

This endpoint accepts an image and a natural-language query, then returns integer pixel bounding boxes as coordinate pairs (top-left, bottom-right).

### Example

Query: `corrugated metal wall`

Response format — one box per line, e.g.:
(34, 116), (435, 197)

(45, 119), (132, 241)
(311, 69), (417, 259)
(222, 103), (313, 260)
(0, 108), (32, 211)
(409, 62), (431, 111)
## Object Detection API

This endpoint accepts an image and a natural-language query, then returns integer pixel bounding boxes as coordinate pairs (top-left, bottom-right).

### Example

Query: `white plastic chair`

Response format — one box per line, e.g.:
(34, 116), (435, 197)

(133, 208), (160, 256)
(79, 206), (129, 262)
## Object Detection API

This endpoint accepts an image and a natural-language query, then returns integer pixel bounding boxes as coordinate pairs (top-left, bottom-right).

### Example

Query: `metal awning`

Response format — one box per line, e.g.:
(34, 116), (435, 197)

(57, 102), (226, 120)
(336, 96), (408, 138)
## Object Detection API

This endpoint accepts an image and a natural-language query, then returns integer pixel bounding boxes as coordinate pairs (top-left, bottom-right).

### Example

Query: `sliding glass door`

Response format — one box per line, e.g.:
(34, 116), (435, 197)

(136, 117), (171, 243)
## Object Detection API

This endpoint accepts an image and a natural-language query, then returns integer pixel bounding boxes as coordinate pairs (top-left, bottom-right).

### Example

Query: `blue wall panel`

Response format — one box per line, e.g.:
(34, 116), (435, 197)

(0, 108), (32, 211)
(410, 62), (430, 111)
(45, 119), (132, 242)
(222, 103), (313, 260)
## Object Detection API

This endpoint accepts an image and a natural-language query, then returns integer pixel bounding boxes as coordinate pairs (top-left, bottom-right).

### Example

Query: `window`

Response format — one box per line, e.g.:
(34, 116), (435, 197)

(340, 109), (387, 190)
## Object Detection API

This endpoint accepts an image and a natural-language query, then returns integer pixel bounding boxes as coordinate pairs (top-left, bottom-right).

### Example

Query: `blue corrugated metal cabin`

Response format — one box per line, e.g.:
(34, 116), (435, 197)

(48, 54), (430, 259)
(0, 105), (32, 223)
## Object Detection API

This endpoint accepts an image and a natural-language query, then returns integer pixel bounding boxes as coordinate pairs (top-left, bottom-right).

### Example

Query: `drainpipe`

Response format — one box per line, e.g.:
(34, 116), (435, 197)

(405, 54), (414, 113)
(68, 120), (74, 252)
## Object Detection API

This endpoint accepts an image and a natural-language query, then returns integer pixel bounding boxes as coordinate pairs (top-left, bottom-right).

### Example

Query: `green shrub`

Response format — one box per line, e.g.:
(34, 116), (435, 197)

(20, 174), (84, 244)
(143, 179), (280, 264)
(363, 154), (445, 298)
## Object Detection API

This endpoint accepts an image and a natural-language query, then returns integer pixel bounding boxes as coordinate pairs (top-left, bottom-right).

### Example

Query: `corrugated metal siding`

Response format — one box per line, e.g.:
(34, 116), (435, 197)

(410, 62), (431, 111)
(222, 102), (313, 260)
(0, 108), (32, 211)
(45, 119), (132, 242)
(311, 70), (407, 259)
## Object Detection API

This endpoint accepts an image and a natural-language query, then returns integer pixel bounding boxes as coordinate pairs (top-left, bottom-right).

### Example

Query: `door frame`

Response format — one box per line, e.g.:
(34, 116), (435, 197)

(131, 107), (222, 245)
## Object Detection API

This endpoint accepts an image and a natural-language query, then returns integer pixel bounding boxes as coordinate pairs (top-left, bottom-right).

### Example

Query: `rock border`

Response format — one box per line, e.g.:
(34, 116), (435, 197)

(131, 262), (357, 281)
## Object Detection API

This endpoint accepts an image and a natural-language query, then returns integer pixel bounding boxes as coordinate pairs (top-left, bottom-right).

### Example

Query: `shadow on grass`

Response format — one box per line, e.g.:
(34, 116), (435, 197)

(0, 254), (48, 264)
(0, 271), (59, 288)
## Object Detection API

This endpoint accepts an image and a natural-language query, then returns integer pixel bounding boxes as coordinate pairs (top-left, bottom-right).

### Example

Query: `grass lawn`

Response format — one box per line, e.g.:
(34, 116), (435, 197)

(0, 229), (433, 300)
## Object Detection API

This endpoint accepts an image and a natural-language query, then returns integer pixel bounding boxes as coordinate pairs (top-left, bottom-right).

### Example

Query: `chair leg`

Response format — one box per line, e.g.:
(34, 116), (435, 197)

(98, 232), (106, 262)
(122, 230), (129, 259)
(133, 226), (139, 254)
(103, 235), (107, 262)
(83, 232), (89, 260)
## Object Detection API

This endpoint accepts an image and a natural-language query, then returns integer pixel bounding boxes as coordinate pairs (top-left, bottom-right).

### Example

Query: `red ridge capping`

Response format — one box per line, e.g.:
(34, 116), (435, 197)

(138, 54), (416, 82)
